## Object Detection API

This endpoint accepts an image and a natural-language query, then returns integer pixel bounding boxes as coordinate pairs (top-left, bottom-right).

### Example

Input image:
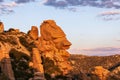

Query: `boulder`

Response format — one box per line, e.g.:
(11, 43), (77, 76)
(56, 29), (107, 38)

(28, 26), (38, 40)
(39, 20), (72, 76)
(40, 20), (71, 50)
(91, 66), (110, 80)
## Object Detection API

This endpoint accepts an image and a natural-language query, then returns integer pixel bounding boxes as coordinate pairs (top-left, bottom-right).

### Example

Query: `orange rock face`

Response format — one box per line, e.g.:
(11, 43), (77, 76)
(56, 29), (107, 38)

(0, 22), (4, 33)
(0, 20), (72, 79)
(28, 26), (38, 40)
(39, 20), (72, 75)
(0, 42), (15, 80)
(92, 66), (110, 80)
(32, 48), (44, 73)
(40, 20), (71, 50)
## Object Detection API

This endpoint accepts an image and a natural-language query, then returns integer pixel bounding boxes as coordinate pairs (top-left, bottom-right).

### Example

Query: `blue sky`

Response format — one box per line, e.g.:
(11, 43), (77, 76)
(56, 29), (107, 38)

(0, 0), (120, 56)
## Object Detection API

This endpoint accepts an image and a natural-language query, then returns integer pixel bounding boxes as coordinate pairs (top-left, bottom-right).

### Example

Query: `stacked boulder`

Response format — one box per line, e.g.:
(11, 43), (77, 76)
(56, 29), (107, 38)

(0, 20), (72, 80)
(39, 20), (72, 76)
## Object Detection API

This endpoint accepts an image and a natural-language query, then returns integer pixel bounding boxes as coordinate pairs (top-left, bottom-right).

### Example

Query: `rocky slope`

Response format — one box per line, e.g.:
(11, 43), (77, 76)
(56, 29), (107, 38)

(70, 54), (120, 80)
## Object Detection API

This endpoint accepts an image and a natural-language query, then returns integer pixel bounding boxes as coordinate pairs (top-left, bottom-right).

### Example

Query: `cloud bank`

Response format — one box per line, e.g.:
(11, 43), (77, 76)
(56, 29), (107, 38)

(0, 0), (3, 2)
(44, 0), (120, 9)
(99, 10), (120, 16)
(69, 47), (120, 56)
(43, 0), (120, 20)
(1, 0), (120, 21)
(0, 0), (35, 15)
(98, 10), (120, 21)
(0, 2), (17, 15)
(15, 0), (35, 4)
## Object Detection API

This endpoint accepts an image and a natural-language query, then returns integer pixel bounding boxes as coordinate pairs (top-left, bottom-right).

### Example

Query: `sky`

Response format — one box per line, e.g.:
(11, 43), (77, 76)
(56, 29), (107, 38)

(0, 0), (120, 56)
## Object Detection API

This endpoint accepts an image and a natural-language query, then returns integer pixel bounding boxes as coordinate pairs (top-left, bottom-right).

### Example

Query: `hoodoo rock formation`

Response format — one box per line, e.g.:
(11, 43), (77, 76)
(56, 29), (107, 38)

(1, 20), (120, 80)
(39, 20), (72, 76)
(0, 20), (72, 80)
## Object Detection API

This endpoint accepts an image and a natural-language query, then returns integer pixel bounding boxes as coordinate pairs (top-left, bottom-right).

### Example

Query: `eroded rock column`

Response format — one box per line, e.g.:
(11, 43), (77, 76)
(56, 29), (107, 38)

(39, 20), (72, 76)
(32, 48), (45, 80)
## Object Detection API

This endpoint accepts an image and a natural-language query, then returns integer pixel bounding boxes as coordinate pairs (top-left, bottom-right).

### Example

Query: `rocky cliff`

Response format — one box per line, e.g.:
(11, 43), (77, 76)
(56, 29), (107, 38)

(0, 20), (72, 80)
(0, 20), (120, 80)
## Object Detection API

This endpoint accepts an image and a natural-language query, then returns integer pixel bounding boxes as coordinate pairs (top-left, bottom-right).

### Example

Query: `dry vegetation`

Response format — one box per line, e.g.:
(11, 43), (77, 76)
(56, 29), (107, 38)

(70, 54), (120, 74)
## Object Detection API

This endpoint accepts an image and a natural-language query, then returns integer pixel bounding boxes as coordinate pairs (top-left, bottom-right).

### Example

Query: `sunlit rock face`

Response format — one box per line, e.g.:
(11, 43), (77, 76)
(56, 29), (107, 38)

(91, 66), (110, 80)
(0, 20), (72, 79)
(32, 48), (45, 80)
(0, 28), (32, 80)
(39, 20), (72, 76)
(28, 26), (39, 40)
(32, 48), (44, 73)
(1, 20), (120, 80)
(0, 22), (4, 33)
(40, 20), (71, 50)
(0, 42), (15, 80)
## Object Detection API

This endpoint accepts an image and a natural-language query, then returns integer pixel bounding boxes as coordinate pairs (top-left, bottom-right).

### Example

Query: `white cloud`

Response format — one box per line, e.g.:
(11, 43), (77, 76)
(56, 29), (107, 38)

(0, 2), (18, 15)
(39, 0), (48, 5)
(0, 0), (35, 15)
(69, 47), (120, 56)
(99, 10), (120, 16)
(98, 10), (120, 21)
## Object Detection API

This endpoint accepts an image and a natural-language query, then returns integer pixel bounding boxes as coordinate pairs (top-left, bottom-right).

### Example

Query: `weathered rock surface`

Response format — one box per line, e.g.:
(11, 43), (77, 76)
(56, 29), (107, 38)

(0, 43), (15, 80)
(0, 20), (72, 80)
(1, 20), (120, 80)
(0, 22), (4, 33)
(91, 66), (110, 80)
(32, 48), (45, 80)
(28, 26), (38, 40)
(108, 65), (120, 80)
(39, 20), (72, 77)
(0, 28), (31, 80)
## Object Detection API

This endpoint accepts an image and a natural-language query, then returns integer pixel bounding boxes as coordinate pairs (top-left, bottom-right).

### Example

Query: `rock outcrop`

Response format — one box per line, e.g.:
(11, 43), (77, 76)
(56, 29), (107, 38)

(28, 26), (38, 40)
(0, 43), (15, 80)
(39, 20), (72, 76)
(0, 20), (120, 80)
(0, 28), (31, 80)
(91, 66), (110, 80)
(108, 65), (120, 80)
(0, 20), (72, 80)
(32, 48), (45, 80)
